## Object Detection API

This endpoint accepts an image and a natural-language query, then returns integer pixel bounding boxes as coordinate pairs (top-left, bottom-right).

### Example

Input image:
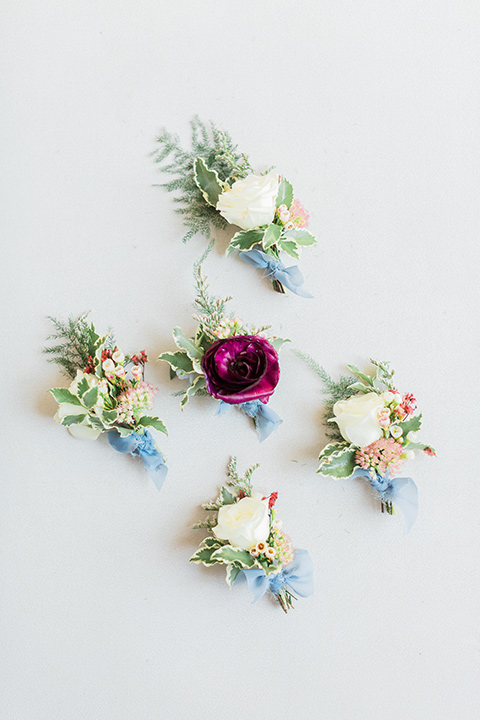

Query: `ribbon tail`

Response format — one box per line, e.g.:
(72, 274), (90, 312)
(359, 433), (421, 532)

(216, 400), (231, 416)
(108, 429), (167, 492)
(234, 567), (270, 603)
(383, 477), (418, 533)
(282, 550), (314, 597)
(274, 267), (313, 298)
(254, 404), (283, 442)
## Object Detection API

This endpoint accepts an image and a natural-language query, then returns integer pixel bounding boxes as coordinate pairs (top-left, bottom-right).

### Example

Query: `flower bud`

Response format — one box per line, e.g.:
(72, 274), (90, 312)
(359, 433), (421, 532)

(102, 359), (115, 372)
(112, 350), (125, 364)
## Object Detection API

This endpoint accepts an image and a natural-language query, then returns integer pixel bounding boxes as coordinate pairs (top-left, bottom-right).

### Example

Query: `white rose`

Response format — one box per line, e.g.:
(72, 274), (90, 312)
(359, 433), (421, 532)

(53, 402), (101, 441)
(216, 174), (279, 230)
(329, 392), (384, 447)
(213, 496), (270, 550)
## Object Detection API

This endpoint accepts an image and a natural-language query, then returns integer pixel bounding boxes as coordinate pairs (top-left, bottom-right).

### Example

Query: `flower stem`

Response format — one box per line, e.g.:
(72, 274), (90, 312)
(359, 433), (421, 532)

(272, 279), (286, 294)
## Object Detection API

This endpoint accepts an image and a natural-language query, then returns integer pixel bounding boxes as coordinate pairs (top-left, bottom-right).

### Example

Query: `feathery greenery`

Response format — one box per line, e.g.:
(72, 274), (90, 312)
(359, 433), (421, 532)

(43, 314), (113, 379)
(154, 116), (253, 242)
(293, 350), (358, 442)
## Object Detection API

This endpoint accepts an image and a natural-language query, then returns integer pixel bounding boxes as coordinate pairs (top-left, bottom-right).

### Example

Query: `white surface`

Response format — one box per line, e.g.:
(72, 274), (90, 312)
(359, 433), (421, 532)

(1, 2), (479, 719)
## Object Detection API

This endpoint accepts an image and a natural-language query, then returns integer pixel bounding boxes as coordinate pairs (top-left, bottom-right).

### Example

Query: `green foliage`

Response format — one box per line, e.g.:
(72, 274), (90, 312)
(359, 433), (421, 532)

(138, 416), (168, 435)
(398, 414), (423, 436)
(227, 228), (264, 254)
(284, 228), (316, 246)
(193, 157), (226, 206)
(262, 223), (282, 250)
(317, 442), (357, 479)
(293, 350), (358, 442)
(49, 388), (82, 405)
(43, 314), (112, 379)
(211, 545), (255, 568)
(225, 564), (241, 588)
(276, 177), (294, 207)
(154, 116), (252, 242)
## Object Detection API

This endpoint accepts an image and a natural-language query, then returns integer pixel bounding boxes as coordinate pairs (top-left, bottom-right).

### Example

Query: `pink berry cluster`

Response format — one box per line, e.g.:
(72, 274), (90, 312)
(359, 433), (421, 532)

(212, 317), (244, 338)
(116, 381), (157, 427)
(355, 437), (406, 477)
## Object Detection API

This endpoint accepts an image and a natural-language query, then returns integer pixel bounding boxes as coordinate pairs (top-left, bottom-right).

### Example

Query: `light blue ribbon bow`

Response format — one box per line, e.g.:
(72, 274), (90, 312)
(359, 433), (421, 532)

(240, 248), (313, 298)
(107, 429), (168, 491)
(350, 467), (418, 532)
(233, 549), (314, 603)
(217, 399), (282, 442)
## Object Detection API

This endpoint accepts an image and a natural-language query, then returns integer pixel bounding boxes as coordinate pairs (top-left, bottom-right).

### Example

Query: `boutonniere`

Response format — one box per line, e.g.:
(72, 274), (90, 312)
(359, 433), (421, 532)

(305, 357), (435, 530)
(191, 458), (314, 612)
(158, 261), (288, 441)
(155, 117), (316, 297)
(44, 315), (168, 490)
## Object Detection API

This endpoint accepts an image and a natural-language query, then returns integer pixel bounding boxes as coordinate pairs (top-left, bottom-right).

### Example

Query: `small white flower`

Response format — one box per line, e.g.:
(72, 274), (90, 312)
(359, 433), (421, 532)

(112, 350), (125, 364)
(406, 450), (415, 461)
(102, 359), (115, 372)
(131, 365), (143, 379)
(394, 393), (402, 404)
(265, 547), (276, 559)
(114, 365), (126, 377)
(277, 204), (288, 213)
(284, 220), (294, 231)
(279, 211), (290, 223)
(98, 380), (109, 394)
(382, 391), (395, 404)
(272, 518), (283, 530)
(390, 425), (403, 439)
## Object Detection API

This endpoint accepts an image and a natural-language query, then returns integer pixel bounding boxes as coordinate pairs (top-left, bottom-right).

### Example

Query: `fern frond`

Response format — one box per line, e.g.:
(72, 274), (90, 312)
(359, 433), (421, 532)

(154, 117), (251, 243)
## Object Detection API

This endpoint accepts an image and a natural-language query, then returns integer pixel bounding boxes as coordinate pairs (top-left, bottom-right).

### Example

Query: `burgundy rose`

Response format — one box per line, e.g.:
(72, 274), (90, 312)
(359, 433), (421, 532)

(201, 335), (280, 405)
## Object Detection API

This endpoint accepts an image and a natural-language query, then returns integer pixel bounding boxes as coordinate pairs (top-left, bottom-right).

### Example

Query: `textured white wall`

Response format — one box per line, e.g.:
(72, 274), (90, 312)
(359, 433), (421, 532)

(1, 1), (479, 719)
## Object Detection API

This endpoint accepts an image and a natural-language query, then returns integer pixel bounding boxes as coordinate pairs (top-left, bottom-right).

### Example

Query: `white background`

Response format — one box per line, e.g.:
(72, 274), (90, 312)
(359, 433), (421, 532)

(1, 2), (479, 718)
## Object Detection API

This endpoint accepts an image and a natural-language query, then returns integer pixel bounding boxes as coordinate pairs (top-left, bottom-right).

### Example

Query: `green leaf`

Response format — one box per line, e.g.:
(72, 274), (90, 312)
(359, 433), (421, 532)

(180, 375), (207, 408)
(49, 388), (82, 405)
(115, 426), (134, 438)
(317, 443), (357, 479)
(220, 486), (236, 505)
(137, 416), (168, 435)
(227, 229), (264, 255)
(405, 442), (435, 454)
(157, 351), (194, 374)
(226, 564), (241, 588)
(284, 228), (316, 246)
(101, 409), (118, 424)
(277, 239), (300, 259)
(276, 177), (294, 208)
(398, 414), (423, 436)
(268, 337), (290, 352)
(262, 223), (282, 250)
(82, 386), (98, 409)
(76, 377), (90, 397)
(347, 364), (375, 387)
(346, 382), (370, 394)
(193, 157), (226, 207)
(211, 545), (255, 568)
(172, 327), (204, 361)
(190, 539), (223, 566)
(61, 414), (87, 426)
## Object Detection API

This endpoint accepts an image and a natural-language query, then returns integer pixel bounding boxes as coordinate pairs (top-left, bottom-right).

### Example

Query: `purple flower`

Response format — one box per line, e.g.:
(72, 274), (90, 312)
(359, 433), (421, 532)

(201, 335), (280, 405)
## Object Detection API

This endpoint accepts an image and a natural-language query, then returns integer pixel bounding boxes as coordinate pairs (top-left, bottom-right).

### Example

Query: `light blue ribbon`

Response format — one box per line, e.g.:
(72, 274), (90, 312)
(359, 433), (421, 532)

(233, 549), (314, 603)
(350, 467), (418, 532)
(107, 429), (168, 491)
(240, 248), (313, 298)
(217, 399), (282, 442)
